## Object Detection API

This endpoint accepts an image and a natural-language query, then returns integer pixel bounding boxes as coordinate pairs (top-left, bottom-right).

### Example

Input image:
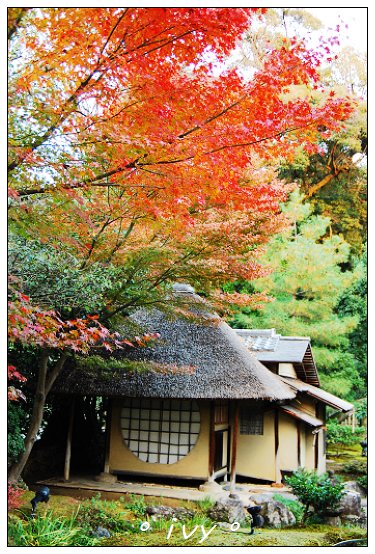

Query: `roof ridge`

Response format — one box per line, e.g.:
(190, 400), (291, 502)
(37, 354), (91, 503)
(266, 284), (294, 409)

(280, 336), (310, 341)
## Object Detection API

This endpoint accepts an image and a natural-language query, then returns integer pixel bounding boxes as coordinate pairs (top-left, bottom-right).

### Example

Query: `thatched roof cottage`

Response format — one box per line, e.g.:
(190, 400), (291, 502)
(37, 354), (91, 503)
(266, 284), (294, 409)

(53, 285), (352, 485)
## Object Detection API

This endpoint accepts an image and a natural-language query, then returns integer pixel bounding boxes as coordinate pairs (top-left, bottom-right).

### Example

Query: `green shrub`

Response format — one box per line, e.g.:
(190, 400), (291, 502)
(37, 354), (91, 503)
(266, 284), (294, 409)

(122, 494), (147, 518)
(77, 496), (137, 533)
(285, 469), (345, 524)
(8, 402), (26, 465)
(353, 399), (367, 426)
(342, 460), (367, 475)
(273, 494), (304, 523)
(324, 529), (367, 546)
(357, 475), (367, 493)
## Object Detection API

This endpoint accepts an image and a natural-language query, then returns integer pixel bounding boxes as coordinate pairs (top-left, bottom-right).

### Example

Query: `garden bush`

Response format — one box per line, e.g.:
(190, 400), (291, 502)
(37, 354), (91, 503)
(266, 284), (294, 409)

(285, 469), (345, 524)
(342, 459), (367, 475)
(122, 494), (147, 518)
(357, 475), (367, 494)
(8, 483), (24, 510)
(76, 495), (138, 533)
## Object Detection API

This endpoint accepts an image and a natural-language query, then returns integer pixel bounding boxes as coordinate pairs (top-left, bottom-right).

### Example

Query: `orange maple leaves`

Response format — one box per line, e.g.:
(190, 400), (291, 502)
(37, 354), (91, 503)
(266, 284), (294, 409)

(8, 8), (355, 311)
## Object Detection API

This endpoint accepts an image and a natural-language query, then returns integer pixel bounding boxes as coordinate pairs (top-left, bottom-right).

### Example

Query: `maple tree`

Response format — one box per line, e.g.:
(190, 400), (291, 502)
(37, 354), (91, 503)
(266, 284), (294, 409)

(7, 280), (160, 483)
(8, 7), (354, 482)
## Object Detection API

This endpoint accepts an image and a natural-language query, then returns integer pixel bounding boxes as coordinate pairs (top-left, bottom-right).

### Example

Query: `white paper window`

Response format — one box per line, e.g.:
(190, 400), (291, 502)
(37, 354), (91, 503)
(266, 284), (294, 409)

(121, 398), (201, 464)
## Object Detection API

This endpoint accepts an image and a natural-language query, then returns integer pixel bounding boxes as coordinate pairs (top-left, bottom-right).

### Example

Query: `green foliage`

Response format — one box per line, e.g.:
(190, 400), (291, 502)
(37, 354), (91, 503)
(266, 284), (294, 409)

(336, 253), (367, 390)
(279, 48), (367, 256)
(357, 475), (367, 493)
(195, 496), (216, 513)
(353, 398), (367, 425)
(323, 529), (367, 547)
(230, 190), (364, 399)
(76, 495), (138, 533)
(8, 402), (26, 465)
(8, 491), (366, 547)
(122, 495), (147, 518)
(285, 469), (345, 523)
(7, 511), (100, 547)
(342, 460), (367, 476)
(8, 235), (124, 319)
(273, 494), (304, 523)
(326, 422), (366, 455)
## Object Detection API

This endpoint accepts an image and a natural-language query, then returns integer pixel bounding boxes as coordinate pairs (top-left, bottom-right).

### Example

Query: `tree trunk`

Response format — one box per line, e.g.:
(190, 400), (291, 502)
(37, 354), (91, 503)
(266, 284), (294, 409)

(8, 350), (68, 483)
(304, 173), (336, 199)
(302, 504), (311, 525)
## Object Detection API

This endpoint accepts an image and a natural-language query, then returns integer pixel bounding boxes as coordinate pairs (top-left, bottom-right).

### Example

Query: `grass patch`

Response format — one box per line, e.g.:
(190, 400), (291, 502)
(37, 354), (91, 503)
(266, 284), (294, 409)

(273, 494), (304, 523)
(194, 496), (216, 513)
(110, 525), (367, 547)
(76, 493), (139, 533)
(122, 494), (147, 518)
(8, 511), (100, 547)
(8, 491), (367, 547)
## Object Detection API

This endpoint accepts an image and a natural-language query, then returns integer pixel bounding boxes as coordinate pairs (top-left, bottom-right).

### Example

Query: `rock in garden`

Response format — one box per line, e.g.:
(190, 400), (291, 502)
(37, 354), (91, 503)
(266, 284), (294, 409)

(208, 495), (246, 523)
(249, 497), (296, 528)
(323, 516), (341, 527)
(341, 514), (366, 528)
(339, 490), (362, 517)
(92, 526), (111, 538)
(145, 505), (195, 520)
(343, 481), (364, 495)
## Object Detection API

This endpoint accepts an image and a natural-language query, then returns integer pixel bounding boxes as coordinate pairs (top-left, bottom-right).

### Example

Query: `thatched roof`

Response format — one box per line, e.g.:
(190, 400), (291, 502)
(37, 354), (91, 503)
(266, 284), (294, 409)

(54, 287), (295, 401)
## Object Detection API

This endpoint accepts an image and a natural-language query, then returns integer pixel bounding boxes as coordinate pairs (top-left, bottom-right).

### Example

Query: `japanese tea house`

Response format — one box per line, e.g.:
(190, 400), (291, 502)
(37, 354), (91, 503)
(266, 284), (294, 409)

(54, 285), (353, 485)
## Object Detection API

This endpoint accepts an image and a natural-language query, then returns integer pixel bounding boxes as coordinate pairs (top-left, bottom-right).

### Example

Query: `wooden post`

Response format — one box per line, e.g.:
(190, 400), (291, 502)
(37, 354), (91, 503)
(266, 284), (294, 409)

(297, 421), (302, 467)
(274, 409), (281, 483)
(64, 399), (75, 482)
(229, 401), (239, 494)
(314, 431), (319, 469)
(208, 401), (216, 480)
(103, 400), (112, 474)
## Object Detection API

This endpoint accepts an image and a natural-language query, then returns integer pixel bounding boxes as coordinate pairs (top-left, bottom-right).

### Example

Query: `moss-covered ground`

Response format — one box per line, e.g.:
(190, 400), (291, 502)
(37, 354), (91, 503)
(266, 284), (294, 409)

(327, 443), (367, 482)
(8, 490), (367, 547)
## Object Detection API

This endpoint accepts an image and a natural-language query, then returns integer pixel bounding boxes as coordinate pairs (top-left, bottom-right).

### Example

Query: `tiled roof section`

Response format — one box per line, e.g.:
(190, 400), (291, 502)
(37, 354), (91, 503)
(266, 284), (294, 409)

(235, 329), (320, 387)
(235, 329), (310, 361)
(280, 377), (354, 412)
(236, 329), (280, 352)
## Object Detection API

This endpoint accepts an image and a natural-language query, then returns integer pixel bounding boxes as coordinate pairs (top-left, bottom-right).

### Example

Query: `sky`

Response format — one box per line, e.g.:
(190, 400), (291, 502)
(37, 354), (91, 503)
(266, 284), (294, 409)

(305, 7), (367, 54)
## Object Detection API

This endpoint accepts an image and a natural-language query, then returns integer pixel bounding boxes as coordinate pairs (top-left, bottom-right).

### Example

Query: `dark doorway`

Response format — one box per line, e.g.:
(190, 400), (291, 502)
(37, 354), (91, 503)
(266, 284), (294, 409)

(214, 429), (229, 472)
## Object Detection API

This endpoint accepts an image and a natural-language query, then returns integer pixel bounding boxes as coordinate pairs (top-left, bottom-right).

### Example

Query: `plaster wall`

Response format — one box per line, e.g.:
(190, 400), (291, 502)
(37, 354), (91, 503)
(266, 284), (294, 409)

(278, 363), (297, 379)
(304, 428), (315, 469)
(279, 413), (299, 471)
(237, 410), (276, 481)
(108, 399), (210, 479)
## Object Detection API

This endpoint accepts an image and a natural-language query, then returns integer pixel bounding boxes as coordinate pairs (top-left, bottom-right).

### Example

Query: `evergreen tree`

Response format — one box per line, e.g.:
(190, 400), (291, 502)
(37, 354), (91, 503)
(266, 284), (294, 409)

(230, 190), (363, 399)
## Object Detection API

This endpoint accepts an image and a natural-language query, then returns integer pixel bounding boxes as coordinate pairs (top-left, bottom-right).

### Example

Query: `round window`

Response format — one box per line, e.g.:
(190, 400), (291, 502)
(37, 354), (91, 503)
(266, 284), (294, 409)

(120, 398), (200, 464)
